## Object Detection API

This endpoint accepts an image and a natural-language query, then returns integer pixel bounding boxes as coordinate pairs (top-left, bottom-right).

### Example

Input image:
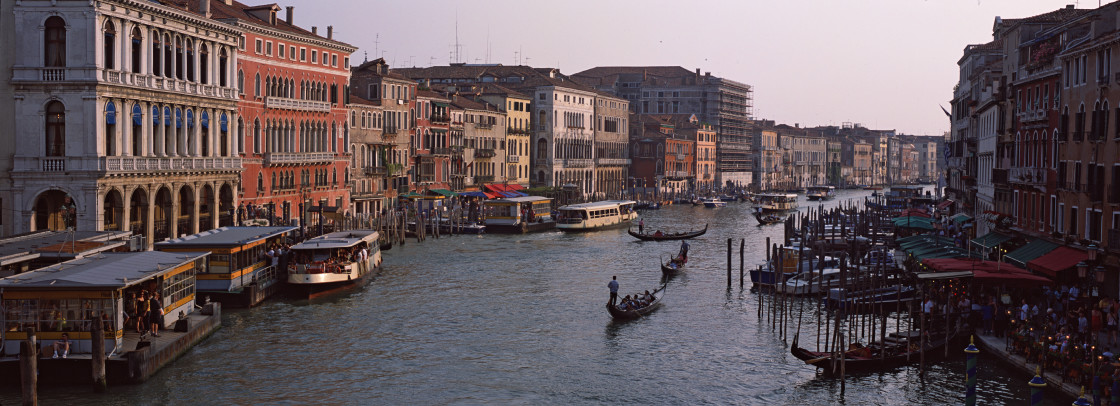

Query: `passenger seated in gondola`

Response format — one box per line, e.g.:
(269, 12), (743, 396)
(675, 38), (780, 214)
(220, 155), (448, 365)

(844, 343), (872, 358)
(642, 290), (652, 302)
(618, 295), (631, 310)
(654, 230), (663, 237)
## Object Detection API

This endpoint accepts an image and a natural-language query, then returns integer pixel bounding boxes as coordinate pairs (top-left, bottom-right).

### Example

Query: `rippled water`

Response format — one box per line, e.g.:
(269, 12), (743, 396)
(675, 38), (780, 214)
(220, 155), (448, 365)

(0, 188), (1074, 405)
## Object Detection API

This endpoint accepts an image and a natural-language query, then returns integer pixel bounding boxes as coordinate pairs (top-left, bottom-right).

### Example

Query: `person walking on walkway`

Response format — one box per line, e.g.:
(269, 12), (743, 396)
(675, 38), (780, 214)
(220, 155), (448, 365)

(608, 276), (619, 306)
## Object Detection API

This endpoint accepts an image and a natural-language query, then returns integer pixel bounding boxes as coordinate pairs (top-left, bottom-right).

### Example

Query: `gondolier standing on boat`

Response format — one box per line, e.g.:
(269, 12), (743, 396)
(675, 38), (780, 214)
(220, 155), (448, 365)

(679, 240), (690, 262)
(638, 219), (644, 234)
(608, 276), (619, 305)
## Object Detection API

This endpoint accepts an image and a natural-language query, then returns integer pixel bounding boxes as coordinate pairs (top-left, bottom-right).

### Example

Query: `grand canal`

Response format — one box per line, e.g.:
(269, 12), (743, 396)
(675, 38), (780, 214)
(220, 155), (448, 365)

(1, 188), (1071, 405)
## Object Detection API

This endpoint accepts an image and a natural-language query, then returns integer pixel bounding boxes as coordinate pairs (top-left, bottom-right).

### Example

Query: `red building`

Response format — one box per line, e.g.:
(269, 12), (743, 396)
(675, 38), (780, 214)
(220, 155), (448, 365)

(414, 90), (451, 191)
(629, 115), (696, 194)
(213, 2), (356, 227)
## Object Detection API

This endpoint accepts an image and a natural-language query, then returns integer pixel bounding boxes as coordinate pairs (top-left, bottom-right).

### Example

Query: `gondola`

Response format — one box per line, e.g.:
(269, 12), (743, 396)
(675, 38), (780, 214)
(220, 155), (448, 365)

(606, 284), (666, 320)
(789, 330), (955, 374)
(628, 224), (707, 241)
(754, 212), (786, 226)
(661, 255), (686, 277)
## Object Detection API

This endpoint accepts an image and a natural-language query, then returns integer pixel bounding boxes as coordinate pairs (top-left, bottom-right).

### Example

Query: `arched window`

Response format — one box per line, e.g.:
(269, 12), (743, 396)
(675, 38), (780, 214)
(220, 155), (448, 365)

(44, 17), (66, 67)
(253, 118), (261, 153)
(199, 44), (209, 84)
(174, 36), (184, 80)
(258, 172), (264, 192)
(536, 138), (547, 160)
(163, 33), (173, 78)
(131, 104), (143, 156)
(130, 28), (142, 73)
(331, 123), (337, 152)
(45, 101), (65, 156)
(237, 118), (244, 155)
(218, 48), (228, 87)
(151, 31), (162, 76)
(220, 113), (229, 157)
(104, 101), (116, 156)
(185, 39), (195, 81)
(237, 69), (244, 95)
(254, 73), (261, 97)
(103, 21), (115, 69)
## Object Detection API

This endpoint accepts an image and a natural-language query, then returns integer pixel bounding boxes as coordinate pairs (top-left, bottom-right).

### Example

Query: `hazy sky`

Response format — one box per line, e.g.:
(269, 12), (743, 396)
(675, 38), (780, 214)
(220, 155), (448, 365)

(280, 0), (1086, 135)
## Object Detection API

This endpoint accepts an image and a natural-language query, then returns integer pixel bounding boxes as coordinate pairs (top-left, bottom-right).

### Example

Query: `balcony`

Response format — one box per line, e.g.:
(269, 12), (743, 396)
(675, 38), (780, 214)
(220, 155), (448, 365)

(364, 166), (388, 176)
(562, 158), (593, 168)
(475, 175), (495, 183)
(1008, 167), (1047, 186)
(432, 115), (450, 124)
(475, 123), (494, 130)
(665, 170), (691, 179)
(384, 127), (399, 135)
(596, 158), (631, 166)
(92, 156), (242, 173)
(265, 96), (332, 113)
(264, 152), (335, 165)
(474, 149), (496, 158)
(432, 147), (454, 156)
(507, 155), (520, 163)
(508, 128), (531, 135)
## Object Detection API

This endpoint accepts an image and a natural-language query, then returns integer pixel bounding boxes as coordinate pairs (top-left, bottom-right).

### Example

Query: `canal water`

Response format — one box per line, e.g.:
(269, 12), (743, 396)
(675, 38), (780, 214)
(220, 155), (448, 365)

(1, 188), (1072, 405)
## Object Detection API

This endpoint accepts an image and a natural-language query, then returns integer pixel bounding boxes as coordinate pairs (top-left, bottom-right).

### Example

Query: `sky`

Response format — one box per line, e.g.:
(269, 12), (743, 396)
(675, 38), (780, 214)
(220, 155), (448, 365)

(279, 0), (1092, 136)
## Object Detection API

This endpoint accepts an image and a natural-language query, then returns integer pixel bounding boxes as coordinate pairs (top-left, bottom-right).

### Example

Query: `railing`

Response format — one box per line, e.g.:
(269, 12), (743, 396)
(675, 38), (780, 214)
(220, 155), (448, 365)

(474, 149), (496, 158)
(364, 166), (387, 176)
(42, 158), (66, 172)
(475, 175), (495, 183)
(433, 147), (454, 156)
(42, 68), (65, 81)
(100, 156), (243, 172)
(562, 158), (593, 168)
(264, 152), (335, 165)
(506, 155), (520, 163)
(384, 127), (398, 135)
(596, 158), (631, 166)
(475, 123), (494, 130)
(508, 128), (532, 135)
(1009, 167), (1047, 186)
(1058, 181), (1083, 192)
(431, 115), (450, 123)
(265, 96), (332, 113)
(665, 170), (690, 178)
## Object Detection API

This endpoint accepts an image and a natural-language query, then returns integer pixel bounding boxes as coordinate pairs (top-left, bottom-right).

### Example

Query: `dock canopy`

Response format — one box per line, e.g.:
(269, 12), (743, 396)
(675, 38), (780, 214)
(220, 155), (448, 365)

(458, 191), (488, 198)
(970, 231), (1012, 250)
(0, 251), (208, 290)
(918, 258), (1052, 286)
(892, 216), (935, 230)
(936, 200), (955, 210)
(951, 213), (973, 223)
(1004, 238), (1060, 268)
(1027, 246), (1090, 277)
(155, 226), (297, 249)
(427, 189), (458, 197)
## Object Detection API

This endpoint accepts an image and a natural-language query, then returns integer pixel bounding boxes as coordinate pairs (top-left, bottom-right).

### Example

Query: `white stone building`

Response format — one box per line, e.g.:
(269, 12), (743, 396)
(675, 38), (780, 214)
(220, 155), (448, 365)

(0, 0), (243, 247)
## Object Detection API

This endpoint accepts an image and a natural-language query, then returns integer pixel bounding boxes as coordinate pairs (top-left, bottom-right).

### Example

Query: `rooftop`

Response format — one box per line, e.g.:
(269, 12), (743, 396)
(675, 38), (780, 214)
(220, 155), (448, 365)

(0, 251), (208, 290)
(154, 226), (297, 248)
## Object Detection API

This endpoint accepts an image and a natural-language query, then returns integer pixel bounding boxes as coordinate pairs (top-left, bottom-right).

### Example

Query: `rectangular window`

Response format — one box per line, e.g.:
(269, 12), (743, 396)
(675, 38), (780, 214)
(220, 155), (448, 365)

(311, 50), (318, 64)
(255, 39), (262, 54)
(1050, 195), (1057, 231)
(278, 43), (285, 58)
(265, 41), (272, 56)
(290, 46), (296, 60)
(344, 57), (349, 67)
(1059, 203), (1066, 233)
(1070, 206), (1078, 236)
(300, 48), (307, 62)
(331, 54), (337, 67)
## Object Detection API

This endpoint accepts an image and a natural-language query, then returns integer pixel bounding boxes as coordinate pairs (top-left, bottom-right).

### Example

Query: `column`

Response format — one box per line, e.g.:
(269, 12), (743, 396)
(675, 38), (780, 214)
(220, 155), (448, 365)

(191, 182), (201, 234)
(155, 106), (165, 156)
(120, 185), (132, 234)
(119, 19), (129, 76)
(169, 184), (179, 238)
(231, 111), (239, 157)
(211, 182), (220, 230)
(145, 187), (155, 250)
(114, 98), (125, 156)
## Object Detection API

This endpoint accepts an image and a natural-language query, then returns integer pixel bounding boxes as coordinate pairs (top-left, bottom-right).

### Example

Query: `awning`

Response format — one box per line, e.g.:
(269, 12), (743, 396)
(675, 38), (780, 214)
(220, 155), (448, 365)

(1004, 239), (1060, 268)
(897, 208), (931, 218)
(428, 188), (458, 197)
(1027, 246), (1089, 277)
(458, 191), (488, 198)
(951, 213), (973, 223)
(484, 184), (507, 193)
(937, 200), (955, 210)
(399, 192), (424, 199)
(970, 231), (1012, 250)
(506, 184), (525, 191)
(483, 192), (501, 199)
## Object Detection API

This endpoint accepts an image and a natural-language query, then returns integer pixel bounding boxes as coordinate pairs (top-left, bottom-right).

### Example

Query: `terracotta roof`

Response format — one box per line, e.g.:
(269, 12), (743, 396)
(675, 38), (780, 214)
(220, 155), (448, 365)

(353, 58), (414, 81)
(475, 84), (530, 99)
(165, 0), (355, 50)
(574, 66), (696, 79)
(348, 95), (380, 107)
(449, 96), (496, 112)
(416, 89), (449, 101)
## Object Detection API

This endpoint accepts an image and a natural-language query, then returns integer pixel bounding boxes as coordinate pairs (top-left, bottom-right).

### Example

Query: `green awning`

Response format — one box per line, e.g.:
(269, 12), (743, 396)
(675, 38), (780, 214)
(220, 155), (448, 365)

(897, 235), (935, 244)
(951, 213), (973, 223)
(970, 231), (1012, 250)
(428, 188), (458, 197)
(1004, 239), (1060, 268)
(893, 217), (935, 230)
(399, 192), (424, 198)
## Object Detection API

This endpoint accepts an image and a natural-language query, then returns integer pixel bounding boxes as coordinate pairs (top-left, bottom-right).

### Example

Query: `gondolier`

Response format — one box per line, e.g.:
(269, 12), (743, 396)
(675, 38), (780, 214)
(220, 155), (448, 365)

(639, 219), (644, 234)
(608, 276), (619, 305)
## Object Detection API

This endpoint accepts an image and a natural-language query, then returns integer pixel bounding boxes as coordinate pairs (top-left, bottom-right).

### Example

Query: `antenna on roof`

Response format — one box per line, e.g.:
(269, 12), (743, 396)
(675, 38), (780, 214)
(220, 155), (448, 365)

(454, 10), (462, 64)
(363, 51), (368, 64)
(374, 33), (380, 60)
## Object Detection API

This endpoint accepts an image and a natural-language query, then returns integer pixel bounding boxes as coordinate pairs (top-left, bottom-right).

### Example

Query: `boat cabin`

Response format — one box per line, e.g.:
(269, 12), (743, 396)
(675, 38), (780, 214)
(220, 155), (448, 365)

(756, 193), (799, 212)
(484, 196), (553, 225)
(556, 200), (638, 230)
(155, 226), (297, 306)
(0, 251), (207, 357)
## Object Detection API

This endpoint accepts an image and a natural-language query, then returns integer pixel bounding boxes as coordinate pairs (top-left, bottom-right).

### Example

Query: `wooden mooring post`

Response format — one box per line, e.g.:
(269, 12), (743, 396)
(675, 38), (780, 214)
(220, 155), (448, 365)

(726, 238), (732, 288)
(91, 311), (107, 392)
(20, 327), (38, 406)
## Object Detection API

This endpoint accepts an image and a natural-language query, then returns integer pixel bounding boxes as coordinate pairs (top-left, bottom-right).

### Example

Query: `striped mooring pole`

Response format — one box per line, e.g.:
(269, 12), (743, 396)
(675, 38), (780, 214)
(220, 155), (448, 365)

(1074, 386), (1092, 406)
(964, 336), (979, 406)
(1028, 367), (1046, 406)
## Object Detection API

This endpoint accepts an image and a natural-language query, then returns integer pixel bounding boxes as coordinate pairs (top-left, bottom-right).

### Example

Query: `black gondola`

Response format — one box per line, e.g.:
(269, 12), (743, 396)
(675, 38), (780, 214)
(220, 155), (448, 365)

(628, 224), (708, 241)
(754, 212), (786, 226)
(789, 330), (955, 374)
(661, 255), (686, 277)
(606, 284), (665, 320)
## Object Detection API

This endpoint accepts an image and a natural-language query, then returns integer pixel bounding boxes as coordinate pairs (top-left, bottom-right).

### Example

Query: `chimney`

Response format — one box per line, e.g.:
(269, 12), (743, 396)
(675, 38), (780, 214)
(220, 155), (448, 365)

(311, 26), (317, 35)
(705, 72), (711, 77)
(223, 0), (231, 5)
(286, 6), (293, 25)
(695, 68), (700, 76)
(327, 26), (333, 40)
(1066, 4), (1075, 9)
(200, 0), (211, 18)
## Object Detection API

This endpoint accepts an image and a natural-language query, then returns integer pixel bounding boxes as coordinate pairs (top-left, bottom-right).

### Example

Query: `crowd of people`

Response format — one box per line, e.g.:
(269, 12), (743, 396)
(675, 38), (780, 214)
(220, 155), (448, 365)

(123, 288), (166, 340)
(616, 290), (657, 311)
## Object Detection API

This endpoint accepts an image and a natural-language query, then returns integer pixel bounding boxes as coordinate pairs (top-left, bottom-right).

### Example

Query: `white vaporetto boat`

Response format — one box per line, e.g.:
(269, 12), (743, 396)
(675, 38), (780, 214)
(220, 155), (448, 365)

(806, 186), (837, 201)
(556, 200), (638, 231)
(287, 230), (382, 298)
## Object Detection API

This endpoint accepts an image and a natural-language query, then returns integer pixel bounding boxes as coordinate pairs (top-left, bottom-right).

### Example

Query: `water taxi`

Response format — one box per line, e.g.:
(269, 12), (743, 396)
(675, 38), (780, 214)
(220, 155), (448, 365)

(806, 186), (837, 201)
(155, 226), (298, 307)
(483, 196), (556, 233)
(755, 193), (799, 213)
(287, 230), (382, 298)
(701, 197), (726, 208)
(555, 200), (638, 231)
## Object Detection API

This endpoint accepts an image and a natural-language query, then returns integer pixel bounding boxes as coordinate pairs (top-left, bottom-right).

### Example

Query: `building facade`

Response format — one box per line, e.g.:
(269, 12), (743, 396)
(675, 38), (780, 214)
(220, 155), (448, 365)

(2, 0), (243, 247)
